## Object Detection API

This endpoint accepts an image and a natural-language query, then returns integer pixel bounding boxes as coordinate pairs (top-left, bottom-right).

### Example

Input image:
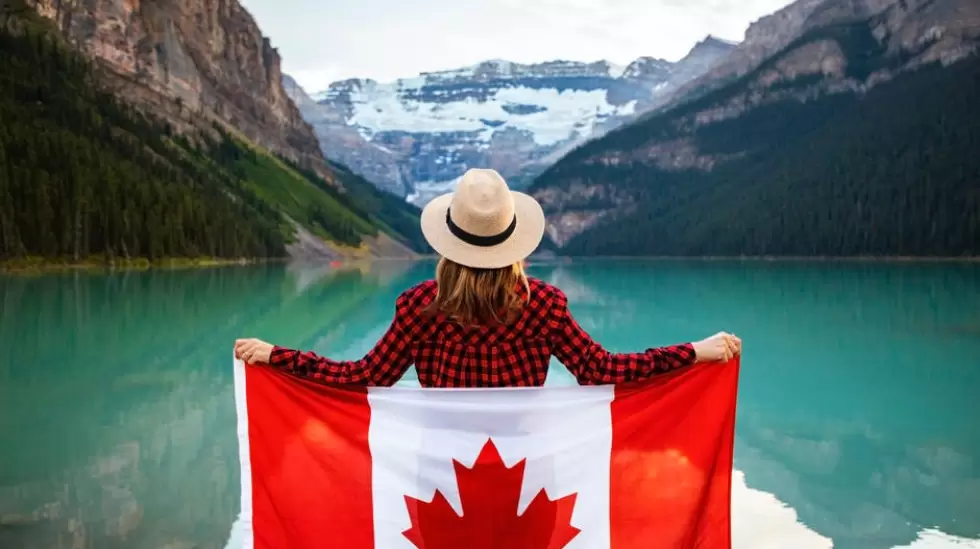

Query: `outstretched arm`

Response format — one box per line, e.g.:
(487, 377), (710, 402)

(235, 295), (414, 387)
(549, 290), (698, 384)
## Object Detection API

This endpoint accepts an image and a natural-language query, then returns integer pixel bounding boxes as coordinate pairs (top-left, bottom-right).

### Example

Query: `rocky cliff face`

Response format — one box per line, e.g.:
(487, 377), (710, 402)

(281, 74), (406, 197)
(530, 0), (980, 247)
(659, 0), (975, 112)
(658, 0), (834, 110)
(285, 36), (737, 204)
(29, 0), (333, 180)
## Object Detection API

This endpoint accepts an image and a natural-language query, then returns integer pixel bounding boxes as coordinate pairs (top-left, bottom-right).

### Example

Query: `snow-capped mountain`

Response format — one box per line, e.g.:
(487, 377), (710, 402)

(284, 36), (736, 205)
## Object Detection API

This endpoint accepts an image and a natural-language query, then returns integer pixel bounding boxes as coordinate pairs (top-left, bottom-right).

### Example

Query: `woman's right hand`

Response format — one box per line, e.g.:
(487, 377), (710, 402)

(692, 331), (741, 363)
(235, 338), (274, 365)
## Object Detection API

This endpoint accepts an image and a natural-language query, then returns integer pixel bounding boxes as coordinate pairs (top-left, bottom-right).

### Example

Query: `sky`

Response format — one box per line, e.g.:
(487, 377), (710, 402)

(239, 0), (795, 92)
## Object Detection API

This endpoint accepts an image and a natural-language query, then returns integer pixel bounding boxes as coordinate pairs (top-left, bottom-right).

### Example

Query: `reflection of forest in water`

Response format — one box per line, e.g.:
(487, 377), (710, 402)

(0, 261), (424, 549)
(558, 260), (980, 549)
(1, 259), (979, 548)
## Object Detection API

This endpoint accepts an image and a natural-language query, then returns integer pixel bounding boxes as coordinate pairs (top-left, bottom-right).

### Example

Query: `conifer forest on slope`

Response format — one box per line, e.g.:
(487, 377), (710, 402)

(531, 25), (980, 258)
(0, 14), (428, 265)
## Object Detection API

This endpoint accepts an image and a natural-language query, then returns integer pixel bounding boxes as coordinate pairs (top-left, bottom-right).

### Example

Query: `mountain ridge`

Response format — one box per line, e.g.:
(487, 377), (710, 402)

(525, 0), (980, 257)
(311, 35), (741, 89)
(284, 35), (737, 204)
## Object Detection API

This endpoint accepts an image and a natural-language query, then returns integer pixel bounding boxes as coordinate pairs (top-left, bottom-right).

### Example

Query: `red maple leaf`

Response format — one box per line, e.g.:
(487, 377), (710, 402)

(402, 438), (581, 549)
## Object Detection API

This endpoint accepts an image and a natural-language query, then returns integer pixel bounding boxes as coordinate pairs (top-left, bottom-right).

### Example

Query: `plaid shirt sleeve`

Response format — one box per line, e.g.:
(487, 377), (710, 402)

(549, 288), (697, 384)
(266, 292), (415, 386)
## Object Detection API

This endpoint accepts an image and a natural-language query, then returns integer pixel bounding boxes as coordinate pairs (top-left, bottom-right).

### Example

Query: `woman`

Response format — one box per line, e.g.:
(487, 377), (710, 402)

(234, 168), (740, 387)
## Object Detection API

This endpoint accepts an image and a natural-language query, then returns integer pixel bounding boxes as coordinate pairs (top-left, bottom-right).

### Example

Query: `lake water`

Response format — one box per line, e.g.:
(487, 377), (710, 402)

(1, 259), (979, 549)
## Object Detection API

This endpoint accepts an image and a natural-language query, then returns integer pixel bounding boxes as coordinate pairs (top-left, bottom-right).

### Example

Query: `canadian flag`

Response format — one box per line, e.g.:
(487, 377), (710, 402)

(227, 356), (740, 549)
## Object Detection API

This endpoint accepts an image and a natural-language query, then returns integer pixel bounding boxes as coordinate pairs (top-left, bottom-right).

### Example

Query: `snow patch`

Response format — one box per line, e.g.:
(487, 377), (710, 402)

(397, 75), (427, 90)
(420, 65), (477, 81)
(892, 530), (980, 548)
(606, 61), (627, 78)
(406, 178), (461, 206)
(310, 90), (332, 102)
(345, 83), (637, 147)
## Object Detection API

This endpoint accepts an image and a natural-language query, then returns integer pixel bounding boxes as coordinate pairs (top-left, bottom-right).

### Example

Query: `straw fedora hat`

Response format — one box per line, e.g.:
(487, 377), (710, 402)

(420, 168), (545, 269)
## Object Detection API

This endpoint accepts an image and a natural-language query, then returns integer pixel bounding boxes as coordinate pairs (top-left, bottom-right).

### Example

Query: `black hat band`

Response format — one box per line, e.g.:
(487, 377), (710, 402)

(446, 208), (517, 247)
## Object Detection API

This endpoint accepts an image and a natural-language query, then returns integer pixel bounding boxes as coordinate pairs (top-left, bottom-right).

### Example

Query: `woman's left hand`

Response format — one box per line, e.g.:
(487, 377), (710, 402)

(235, 338), (274, 365)
(692, 331), (741, 363)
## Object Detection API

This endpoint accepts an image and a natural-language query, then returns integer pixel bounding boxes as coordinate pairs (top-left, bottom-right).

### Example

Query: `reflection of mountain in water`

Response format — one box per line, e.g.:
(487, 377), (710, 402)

(542, 260), (980, 548)
(737, 414), (980, 549)
(1, 260), (978, 548)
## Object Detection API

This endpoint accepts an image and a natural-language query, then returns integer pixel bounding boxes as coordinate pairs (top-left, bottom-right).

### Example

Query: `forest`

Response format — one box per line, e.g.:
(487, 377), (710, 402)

(0, 12), (427, 265)
(531, 31), (980, 257)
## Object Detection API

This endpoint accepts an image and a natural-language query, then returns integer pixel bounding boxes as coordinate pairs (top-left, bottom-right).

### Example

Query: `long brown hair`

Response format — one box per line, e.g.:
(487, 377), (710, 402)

(423, 257), (530, 326)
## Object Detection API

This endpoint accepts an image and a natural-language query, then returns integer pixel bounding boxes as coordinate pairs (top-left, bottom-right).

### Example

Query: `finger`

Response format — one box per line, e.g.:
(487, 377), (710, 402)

(721, 335), (734, 352)
(239, 343), (256, 362)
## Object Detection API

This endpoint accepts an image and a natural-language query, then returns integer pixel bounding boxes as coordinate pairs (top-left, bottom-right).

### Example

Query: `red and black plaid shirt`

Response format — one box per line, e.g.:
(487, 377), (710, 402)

(268, 277), (697, 387)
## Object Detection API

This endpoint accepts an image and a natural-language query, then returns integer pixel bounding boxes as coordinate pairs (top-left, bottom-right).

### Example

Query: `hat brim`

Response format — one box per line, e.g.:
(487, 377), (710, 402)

(420, 191), (546, 269)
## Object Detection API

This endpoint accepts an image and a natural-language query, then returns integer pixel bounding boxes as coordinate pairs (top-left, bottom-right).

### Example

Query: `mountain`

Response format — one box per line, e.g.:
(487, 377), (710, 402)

(282, 73), (408, 201)
(284, 37), (737, 205)
(527, 0), (980, 257)
(648, 0), (834, 115)
(0, 0), (428, 266)
(24, 0), (334, 180)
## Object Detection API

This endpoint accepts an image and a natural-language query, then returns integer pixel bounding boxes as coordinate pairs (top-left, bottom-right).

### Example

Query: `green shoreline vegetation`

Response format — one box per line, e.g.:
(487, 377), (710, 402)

(4, 253), (978, 276)
(0, 255), (285, 274)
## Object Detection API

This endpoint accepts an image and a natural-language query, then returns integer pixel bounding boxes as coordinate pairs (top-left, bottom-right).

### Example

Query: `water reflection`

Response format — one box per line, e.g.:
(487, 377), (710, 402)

(542, 260), (980, 549)
(0, 259), (978, 548)
(0, 262), (423, 549)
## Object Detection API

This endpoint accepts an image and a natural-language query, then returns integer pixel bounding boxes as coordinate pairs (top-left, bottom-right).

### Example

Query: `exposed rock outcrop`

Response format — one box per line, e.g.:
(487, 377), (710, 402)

(29, 0), (335, 181)
(530, 0), (980, 247)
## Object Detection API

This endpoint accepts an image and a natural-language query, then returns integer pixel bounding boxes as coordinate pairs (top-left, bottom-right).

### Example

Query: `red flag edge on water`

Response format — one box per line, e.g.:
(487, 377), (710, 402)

(225, 355), (740, 549)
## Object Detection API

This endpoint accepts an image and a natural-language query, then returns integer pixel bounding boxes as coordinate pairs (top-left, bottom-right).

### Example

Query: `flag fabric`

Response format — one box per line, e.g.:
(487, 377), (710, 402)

(227, 356), (740, 549)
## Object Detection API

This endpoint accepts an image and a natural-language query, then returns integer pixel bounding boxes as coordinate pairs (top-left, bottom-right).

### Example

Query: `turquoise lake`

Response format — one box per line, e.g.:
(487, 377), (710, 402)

(1, 259), (979, 548)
